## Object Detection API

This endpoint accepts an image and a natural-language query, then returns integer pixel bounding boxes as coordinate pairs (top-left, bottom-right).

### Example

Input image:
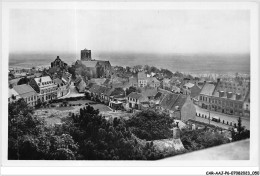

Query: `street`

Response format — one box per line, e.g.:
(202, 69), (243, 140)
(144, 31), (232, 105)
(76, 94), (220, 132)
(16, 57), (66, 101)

(194, 105), (250, 130)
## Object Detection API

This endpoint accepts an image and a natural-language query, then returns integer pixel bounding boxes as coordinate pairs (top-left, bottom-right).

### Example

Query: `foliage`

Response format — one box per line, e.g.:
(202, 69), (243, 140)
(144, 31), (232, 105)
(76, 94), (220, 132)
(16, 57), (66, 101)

(17, 77), (30, 85)
(126, 110), (174, 140)
(231, 117), (250, 141)
(8, 99), (78, 160)
(59, 106), (159, 160)
(180, 129), (229, 151)
(85, 92), (91, 100)
(125, 86), (137, 96)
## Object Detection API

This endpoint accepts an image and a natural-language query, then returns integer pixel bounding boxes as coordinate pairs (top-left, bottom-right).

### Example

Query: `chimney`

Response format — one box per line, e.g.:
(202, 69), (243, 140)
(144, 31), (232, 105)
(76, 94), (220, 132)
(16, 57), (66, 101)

(219, 91), (224, 97)
(227, 92), (233, 98)
(236, 93), (241, 100)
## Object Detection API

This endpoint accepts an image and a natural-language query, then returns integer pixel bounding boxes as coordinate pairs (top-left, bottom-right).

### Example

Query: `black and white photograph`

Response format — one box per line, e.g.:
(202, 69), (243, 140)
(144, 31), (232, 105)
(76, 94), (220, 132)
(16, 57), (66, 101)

(1, 1), (259, 176)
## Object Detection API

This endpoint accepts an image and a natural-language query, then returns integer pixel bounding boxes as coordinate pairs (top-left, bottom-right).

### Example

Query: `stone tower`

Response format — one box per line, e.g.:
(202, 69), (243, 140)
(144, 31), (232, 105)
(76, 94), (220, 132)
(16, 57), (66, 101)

(81, 49), (92, 61)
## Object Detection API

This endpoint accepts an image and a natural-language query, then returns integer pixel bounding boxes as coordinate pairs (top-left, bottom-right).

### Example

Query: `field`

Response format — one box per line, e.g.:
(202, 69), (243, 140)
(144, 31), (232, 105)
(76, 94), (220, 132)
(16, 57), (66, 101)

(35, 100), (112, 126)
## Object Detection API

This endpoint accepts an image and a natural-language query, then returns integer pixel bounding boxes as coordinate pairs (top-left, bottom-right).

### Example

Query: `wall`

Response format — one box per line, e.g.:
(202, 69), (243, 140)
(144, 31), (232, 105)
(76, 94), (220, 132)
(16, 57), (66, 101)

(181, 98), (196, 122)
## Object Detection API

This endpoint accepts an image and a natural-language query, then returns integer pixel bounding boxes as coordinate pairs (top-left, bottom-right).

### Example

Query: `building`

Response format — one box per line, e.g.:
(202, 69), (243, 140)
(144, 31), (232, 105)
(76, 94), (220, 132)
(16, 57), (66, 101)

(29, 76), (57, 102)
(243, 92), (250, 117)
(138, 71), (148, 87)
(74, 76), (87, 93)
(75, 49), (112, 78)
(53, 78), (69, 98)
(158, 93), (196, 122)
(12, 84), (38, 106)
(162, 78), (171, 90)
(198, 79), (250, 116)
(8, 88), (19, 103)
(81, 49), (92, 61)
(148, 77), (160, 88)
(182, 82), (201, 101)
(137, 71), (160, 88)
(51, 56), (68, 69)
(129, 76), (138, 87)
(126, 92), (148, 110)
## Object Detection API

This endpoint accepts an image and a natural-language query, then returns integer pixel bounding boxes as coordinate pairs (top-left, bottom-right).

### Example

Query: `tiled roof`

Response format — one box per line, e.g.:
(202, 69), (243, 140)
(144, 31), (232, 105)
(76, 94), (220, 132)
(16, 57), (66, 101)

(13, 84), (37, 98)
(89, 84), (108, 94)
(160, 93), (188, 111)
(154, 92), (163, 100)
(141, 88), (158, 97)
(200, 83), (215, 96)
(81, 61), (98, 68)
(127, 92), (143, 100)
(148, 77), (160, 83)
(34, 76), (53, 87)
(212, 81), (249, 101)
(190, 85), (201, 98)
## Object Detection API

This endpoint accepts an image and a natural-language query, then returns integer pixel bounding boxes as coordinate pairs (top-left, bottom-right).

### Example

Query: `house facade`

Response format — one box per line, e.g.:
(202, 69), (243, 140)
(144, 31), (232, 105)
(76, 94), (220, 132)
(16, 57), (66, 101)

(158, 93), (196, 122)
(29, 76), (58, 102)
(13, 84), (38, 106)
(198, 79), (250, 116)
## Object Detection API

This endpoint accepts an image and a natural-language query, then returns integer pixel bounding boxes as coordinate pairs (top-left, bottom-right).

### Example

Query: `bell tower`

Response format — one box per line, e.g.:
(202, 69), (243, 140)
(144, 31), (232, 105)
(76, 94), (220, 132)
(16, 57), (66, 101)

(81, 49), (92, 61)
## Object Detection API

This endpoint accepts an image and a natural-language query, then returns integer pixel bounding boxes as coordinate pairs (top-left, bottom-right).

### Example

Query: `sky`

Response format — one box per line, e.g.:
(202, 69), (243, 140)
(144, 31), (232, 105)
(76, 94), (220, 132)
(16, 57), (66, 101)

(9, 9), (250, 55)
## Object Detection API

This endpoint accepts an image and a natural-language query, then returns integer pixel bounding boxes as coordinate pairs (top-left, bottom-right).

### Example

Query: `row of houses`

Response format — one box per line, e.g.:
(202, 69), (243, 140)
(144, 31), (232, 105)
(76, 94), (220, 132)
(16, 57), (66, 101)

(87, 83), (196, 122)
(198, 78), (250, 117)
(8, 73), (72, 106)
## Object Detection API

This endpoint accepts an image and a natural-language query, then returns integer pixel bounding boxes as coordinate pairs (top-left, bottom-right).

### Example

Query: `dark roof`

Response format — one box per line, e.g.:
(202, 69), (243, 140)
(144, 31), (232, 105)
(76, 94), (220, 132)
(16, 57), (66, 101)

(160, 93), (188, 111)
(154, 92), (163, 100)
(190, 84), (201, 98)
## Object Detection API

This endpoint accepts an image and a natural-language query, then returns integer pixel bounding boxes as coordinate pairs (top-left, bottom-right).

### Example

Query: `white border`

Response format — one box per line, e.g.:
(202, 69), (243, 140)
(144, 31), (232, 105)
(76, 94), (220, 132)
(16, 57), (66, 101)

(1, 1), (259, 175)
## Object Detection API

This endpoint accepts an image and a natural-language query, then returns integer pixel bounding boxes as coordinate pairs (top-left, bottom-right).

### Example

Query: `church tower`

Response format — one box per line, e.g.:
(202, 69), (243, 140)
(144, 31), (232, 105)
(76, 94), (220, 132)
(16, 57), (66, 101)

(81, 49), (92, 61)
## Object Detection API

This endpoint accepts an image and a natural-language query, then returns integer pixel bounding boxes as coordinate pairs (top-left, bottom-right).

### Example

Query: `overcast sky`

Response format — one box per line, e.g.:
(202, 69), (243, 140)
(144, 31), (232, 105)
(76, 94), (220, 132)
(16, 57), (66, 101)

(9, 9), (250, 54)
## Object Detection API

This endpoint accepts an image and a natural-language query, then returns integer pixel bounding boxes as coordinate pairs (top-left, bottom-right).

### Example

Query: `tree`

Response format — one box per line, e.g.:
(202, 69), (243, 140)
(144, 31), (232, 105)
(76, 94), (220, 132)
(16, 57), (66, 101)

(126, 110), (174, 140)
(17, 77), (30, 85)
(231, 117), (250, 141)
(125, 86), (137, 96)
(8, 99), (79, 160)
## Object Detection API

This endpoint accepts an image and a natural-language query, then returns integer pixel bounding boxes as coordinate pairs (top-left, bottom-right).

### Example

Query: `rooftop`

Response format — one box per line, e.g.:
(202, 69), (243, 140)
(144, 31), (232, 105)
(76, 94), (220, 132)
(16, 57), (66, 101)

(13, 84), (37, 98)
(200, 83), (215, 96)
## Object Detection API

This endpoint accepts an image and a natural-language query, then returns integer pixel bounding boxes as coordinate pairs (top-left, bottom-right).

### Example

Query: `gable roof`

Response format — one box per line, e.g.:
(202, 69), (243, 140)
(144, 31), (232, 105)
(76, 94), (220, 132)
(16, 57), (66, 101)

(190, 84), (201, 98)
(127, 92), (143, 100)
(141, 88), (158, 97)
(148, 77), (160, 83)
(160, 93), (188, 111)
(53, 78), (63, 85)
(34, 76), (53, 87)
(200, 83), (215, 96)
(81, 61), (99, 68)
(13, 84), (37, 98)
